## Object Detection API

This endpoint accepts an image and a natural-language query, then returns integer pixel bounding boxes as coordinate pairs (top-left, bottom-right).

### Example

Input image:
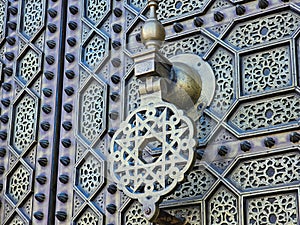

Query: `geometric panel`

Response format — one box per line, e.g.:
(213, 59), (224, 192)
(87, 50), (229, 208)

(12, 94), (37, 153)
(208, 186), (238, 225)
(123, 201), (149, 225)
(84, 0), (109, 25)
(17, 49), (40, 84)
(10, 214), (27, 225)
(165, 205), (201, 225)
(82, 34), (107, 71)
(225, 10), (300, 49)
(8, 164), (31, 204)
(161, 34), (213, 58)
(208, 48), (235, 118)
(229, 94), (300, 134)
(166, 166), (216, 201)
(76, 153), (104, 197)
(247, 192), (298, 225)
(0, 1), (5, 40)
(157, 0), (209, 20)
(21, 0), (44, 39)
(78, 78), (106, 143)
(75, 207), (103, 225)
(229, 151), (300, 191)
(127, 75), (143, 114)
(241, 46), (292, 95)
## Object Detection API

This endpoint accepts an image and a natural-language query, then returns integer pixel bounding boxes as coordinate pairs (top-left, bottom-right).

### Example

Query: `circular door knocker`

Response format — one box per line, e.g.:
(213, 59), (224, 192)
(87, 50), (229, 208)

(110, 102), (196, 220)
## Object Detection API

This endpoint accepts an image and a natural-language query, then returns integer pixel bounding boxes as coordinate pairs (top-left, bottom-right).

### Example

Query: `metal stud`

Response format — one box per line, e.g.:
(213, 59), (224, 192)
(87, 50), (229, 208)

(43, 88), (53, 97)
(41, 121), (50, 131)
(36, 175), (47, 185)
(60, 156), (70, 166)
(38, 157), (48, 167)
(62, 121), (72, 131)
(193, 17), (203, 27)
(46, 40), (56, 49)
(1, 98), (10, 107)
(67, 37), (76, 46)
(6, 37), (16, 45)
(111, 74), (121, 84)
(8, 6), (18, 15)
(55, 211), (67, 221)
(42, 104), (52, 114)
(110, 92), (120, 102)
(107, 204), (117, 214)
(236, 5), (246, 15)
(108, 129), (116, 137)
(114, 8), (123, 17)
(68, 21), (77, 30)
(258, 0), (269, 9)
(5, 52), (14, 61)
(218, 145), (228, 156)
(109, 111), (119, 120)
(65, 70), (75, 79)
(61, 139), (71, 148)
(65, 53), (75, 63)
(34, 211), (44, 220)
(2, 83), (11, 91)
(264, 137), (275, 148)
(39, 140), (50, 148)
(240, 141), (251, 152)
(59, 174), (69, 184)
(57, 193), (68, 203)
(48, 23), (57, 33)
(112, 41), (121, 50)
(35, 193), (46, 202)
(111, 58), (121, 67)
(0, 148), (6, 157)
(107, 184), (117, 194)
(173, 23), (184, 33)
(290, 132), (300, 143)
(48, 8), (57, 18)
(44, 71), (55, 80)
(112, 24), (122, 33)
(214, 11), (224, 22)
(0, 115), (9, 124)
(7, 21), (16, 30)
(0, 131), (7, 140)
(64, 86), (74, 96)
(46, 55), (55, 65)
(3, 67), (13, 76)
(63, 103), (73, 113)
(69, 5), (79, 15)
(0, 166), (5, 174)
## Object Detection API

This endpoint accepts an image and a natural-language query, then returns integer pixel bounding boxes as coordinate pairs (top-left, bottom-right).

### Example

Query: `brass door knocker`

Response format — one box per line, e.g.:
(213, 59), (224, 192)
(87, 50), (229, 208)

(109, 0), (215, 223)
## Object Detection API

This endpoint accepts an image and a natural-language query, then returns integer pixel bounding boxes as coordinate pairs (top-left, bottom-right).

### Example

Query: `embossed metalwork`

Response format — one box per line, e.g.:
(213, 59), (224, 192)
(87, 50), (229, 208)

(247, 193), (298, 225)
(110, 102), (196, 206)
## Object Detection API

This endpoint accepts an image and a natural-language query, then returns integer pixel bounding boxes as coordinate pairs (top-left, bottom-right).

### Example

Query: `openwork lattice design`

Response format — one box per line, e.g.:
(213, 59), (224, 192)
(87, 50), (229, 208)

(127, 76), (143, 113)
(124, 201), (148, 225)
(225, 11), (300, 49)
(166, 168), (216, 201)
(196, 114), (217, 143)
(157, 0), (208, 20)
(166, 206), (201, 225)
(8, 165), (31, 204)
(10, 215), (26, 225)
(229, 152), (300, 190)
(230, 94), (300, 133)
(247, 193), (298, 225)
(79, 79), (105, 143)
(110, 102), (195, 205)
(18, 49), (40, 83)
(161, 34), (213, 58)
(0, 2), (5, 39)
(208, 48), (234, 117)
(13, 94), (37, 152)
(83, 34), (107, 70)
(241, 46), (291, 95)
(208, 186), (238, 225)
(21, 0), (44, 38)
(84, 0), (108, 24)
(75, 207), (103, 225)
(77, 154), (103, 196)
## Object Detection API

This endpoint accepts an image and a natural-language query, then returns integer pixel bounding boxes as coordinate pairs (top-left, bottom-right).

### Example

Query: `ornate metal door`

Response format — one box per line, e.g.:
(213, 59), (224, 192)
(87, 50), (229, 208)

(0, 0), (299, 224)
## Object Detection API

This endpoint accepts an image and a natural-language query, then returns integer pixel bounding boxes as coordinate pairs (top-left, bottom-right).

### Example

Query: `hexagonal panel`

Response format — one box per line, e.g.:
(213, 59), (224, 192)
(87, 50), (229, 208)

(12, 93), (38, 153)
(75, 153), (104, 197)
(0, 1), (6, 41)
(82, 33), (109, 71)
(17, 49), (41, 84)
(84, 0), (110, 25)
(74, 207), (103, 225)
(78, 77), (107, 144)
(20, 0), (45, 39)
(7, 164), (32, 204)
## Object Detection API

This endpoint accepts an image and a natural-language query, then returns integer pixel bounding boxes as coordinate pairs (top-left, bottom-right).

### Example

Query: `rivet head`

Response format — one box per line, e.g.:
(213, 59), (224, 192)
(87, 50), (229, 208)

(218, 145), (228, 156)
(0, 166), (5, 174)
(60, 156), (70, 166)
(48, 8), (57, 18)
(41, 121), (51, 131)
(0, 115), (9, 124)
(46, 40), (56, 49)
(112, 24), (122, 33)
(107, 184), (117, 194)
(42, 88), (53, 97)
(110, 92), (120, 102)
(44, 71), (55, 80)
(111, 74), (121, 84)
(111, 58), (121, 67)
(0, 131), (7, 140)
(106, 204), (117, 214)
(35, 193), (46, 202)
(48, 23), (57, 33)
(196, 149), (204, 160)
(67, 37), (77, 46)
(0, 148), (6, 157)
(36, 175), (47, 185)
(64, 86), (74, 96)
(59, 174), (69, 184)
(290, 132), (300, 143)
(1, 98), (10, 107)
(63, 103), (73, 113)
(57, 193), (68, 203)
(7, 21), (17, 30)
(42, 104), (52, 114)
(8, 6), (18, 15)
(6, 36), (16, 45)
(114, 8), (123, 17)
(173, 23), (184, 33)
(108, 129), (116, 137)
(65, 53), (75, 63)
(264, 137), (275, 148)
(109, 111), (119, 120)
(214, 11), (224, 22)
(62, 121), (72, 131)
(240, 141), (251, 152)
(65, 70), (75, 79)
(39, 140), (50, 148)
(34, 211), (44, 220)
(2, 83), (12, 92)
(193, 17), (203, 27)
(236, 5), (246, 15)
(38, 157), (48, 167)
(112, 41), (121, 50)
(61, 139), (71, 148)
(5, 52), (14, 61)
(46, 55), (55, 65)
(69, 5), (78, 15)
(68, 21), (77, 30)
(55, 211), (67, 221)
(258, 0), (269, 9)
